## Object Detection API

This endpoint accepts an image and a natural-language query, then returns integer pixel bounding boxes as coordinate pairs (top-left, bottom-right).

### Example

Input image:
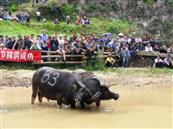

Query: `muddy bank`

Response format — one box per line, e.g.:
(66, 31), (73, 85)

(0, 68), (172, 88)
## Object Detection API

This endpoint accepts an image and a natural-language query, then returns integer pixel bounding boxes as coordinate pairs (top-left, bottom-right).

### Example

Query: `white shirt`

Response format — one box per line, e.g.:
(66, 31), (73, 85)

(145, 46), (153, 51)
(155, 58), (163, 63)
(36, 11), (40, 16)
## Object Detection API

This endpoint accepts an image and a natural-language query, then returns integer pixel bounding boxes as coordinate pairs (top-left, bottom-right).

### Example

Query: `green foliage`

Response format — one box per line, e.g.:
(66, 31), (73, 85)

(86, 54), (105, 71)
(8, 2), (19, 12)
(60, 4), (78, 20)
(111, 1), (119, 12)
(168, 0), (173, 6)
(143, 0), (155, 5)
(84, 2), (98, 13)
(47, 0), (59, 7)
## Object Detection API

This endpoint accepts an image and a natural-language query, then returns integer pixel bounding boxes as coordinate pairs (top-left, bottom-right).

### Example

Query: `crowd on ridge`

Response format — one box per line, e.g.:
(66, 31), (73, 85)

(0, 10), (91, 25)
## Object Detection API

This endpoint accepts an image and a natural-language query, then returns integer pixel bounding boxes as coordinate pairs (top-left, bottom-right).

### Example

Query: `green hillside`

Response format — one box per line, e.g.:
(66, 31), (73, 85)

(0, 19), (137, 36)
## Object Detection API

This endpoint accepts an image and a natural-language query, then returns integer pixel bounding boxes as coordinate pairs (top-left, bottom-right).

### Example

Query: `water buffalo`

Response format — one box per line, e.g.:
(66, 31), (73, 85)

(31, 67), (87, 108)
(74, 72), (119, 107)
(31, 67), (119, 108)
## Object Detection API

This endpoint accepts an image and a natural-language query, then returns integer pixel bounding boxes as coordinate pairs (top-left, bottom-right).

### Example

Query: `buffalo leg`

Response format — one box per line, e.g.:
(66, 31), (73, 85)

(38, 92), (43, 103)
(95, 100), (101, 107)
(31, 87), (39, 104)
(71, 102), (76, 108)
(80, 101), (86, 108)
(31, 92), (37, 104)
(56, 94), (63, 108)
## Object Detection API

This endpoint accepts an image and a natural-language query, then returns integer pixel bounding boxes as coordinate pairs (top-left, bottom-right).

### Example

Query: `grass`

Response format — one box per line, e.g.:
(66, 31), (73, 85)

(0, 18), (137, 36)
(99, 67), (173, 75)
(0, 62), (172, 75)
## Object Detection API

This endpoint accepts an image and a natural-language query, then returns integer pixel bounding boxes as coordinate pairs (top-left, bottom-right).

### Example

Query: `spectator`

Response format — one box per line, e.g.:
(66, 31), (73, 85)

(149, 35), (156, 48)
(36, 11), (41, 22)
(142, 34), (149, 47)
(81, 15), (90, 25)
(71, 38), (85, 55)
(56, 35), (66, 61)
(42, 18), (47, 23)
(66, 15), (71, 24)
(85, 38), (96, 59)
(96, 36), (105, 53)
(118, 33), (126, 46)
(159, 45), (167, 53)
(0, 43), (7, 50)
(53, 18), (59, 24)
(35, 36), (42, 50)
(13, 35), (24, 50)
(106, 39), (117, 52)
(30, 41), (41, 50)
(153, 44), (160, 52)
(105, 53), (115, 67)
(145, 43), (153, 51)
(153, 56), (164, 68)
(163, 55), (173, 68)
(41, 40), (48, 51)
(50, 36), (59, 51)
(6, 37), (15, 49)
(75, 16), (81, 25)
(120, 45), (130, 67)
(167, 45), (173, 54)
(16, 13), (22, 22)
(40, 30), (48, 43)
(23, 36), (32, 50)
(26, 12), (31, 23)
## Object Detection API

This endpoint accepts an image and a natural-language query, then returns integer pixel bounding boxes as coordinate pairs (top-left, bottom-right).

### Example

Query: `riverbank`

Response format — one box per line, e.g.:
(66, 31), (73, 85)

(0, 68), (172, 88)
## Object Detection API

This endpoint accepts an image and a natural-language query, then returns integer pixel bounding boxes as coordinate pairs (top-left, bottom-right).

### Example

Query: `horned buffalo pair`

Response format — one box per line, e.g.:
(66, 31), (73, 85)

(31, 67), (119, 108)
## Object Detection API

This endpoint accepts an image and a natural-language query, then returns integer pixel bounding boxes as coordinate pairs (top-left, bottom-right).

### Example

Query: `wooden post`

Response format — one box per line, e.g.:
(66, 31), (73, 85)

(48, 49), (51, 62)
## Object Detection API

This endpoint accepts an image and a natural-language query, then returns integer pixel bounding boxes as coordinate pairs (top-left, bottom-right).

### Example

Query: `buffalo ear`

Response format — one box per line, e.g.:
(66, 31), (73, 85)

(100, 86), (108, 92)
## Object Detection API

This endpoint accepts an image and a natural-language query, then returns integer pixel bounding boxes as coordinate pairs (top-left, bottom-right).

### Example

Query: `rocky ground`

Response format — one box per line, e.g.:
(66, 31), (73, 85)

(0, 68), (172, 88)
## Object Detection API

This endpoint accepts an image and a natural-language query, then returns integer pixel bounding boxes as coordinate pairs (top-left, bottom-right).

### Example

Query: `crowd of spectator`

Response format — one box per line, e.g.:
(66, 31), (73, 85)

(0, 11), (30, 23)
(0, 31), (172, 67)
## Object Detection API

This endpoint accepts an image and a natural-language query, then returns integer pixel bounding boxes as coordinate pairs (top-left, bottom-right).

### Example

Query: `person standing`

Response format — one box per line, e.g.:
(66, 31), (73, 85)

(120, 45), (130, 67)
(36, 11), (41, 22)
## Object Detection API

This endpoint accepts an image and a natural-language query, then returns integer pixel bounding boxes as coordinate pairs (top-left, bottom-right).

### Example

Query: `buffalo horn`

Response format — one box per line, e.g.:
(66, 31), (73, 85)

(88, 91), (102, 102)
(74, 72), (93, 96)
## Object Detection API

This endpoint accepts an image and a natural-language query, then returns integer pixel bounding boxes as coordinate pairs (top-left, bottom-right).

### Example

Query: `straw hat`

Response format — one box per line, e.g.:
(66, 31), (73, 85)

(118, 33), (124, 37)
(0, 43), (5, 47)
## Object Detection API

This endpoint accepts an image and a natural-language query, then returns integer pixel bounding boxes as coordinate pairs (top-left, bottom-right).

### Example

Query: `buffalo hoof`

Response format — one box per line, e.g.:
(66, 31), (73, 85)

(56, 104), (62, 108)
(80, 102), (86, 108)
(95, 100), (101, 107)
(71, 103), (76, 109)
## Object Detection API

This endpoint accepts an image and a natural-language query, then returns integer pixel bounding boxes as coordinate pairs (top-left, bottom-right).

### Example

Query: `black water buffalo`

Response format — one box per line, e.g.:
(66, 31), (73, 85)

(74, 72), (119, 107)
(31, 67), (119, 108)
(31, 67), (87, 108)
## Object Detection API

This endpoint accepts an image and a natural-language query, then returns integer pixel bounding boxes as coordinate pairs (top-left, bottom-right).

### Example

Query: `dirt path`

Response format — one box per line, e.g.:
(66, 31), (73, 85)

(0, 68), (172, 88)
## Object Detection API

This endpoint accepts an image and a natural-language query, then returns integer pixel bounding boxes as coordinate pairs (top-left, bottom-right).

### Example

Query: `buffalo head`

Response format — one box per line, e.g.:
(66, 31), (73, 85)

(99, 86), (119, 100)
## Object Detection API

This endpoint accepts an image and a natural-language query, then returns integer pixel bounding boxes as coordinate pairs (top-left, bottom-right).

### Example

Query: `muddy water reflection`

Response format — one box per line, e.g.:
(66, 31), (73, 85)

(0, 85), (172, 128)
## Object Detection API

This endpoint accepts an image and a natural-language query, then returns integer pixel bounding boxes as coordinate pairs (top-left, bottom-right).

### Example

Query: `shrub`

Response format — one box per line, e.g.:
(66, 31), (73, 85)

(60, 4), (78, 20)
(143, 0), (156, 5)
(84, 2), (97, 13)
(86, 54), (105, 71)
(9, 3), (19, 12)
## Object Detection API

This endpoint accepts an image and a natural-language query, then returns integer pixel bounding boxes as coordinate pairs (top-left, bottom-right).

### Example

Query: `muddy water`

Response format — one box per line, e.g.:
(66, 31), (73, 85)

(0, 85), (172, 128)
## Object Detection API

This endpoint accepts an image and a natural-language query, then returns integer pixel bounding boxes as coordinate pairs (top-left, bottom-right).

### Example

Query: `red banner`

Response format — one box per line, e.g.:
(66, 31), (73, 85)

(0, 49), (41, 63)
